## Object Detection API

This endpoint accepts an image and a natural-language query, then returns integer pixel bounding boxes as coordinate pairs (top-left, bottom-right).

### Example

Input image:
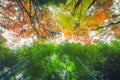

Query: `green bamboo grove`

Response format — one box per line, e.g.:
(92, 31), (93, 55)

(0, 40), (120, 80)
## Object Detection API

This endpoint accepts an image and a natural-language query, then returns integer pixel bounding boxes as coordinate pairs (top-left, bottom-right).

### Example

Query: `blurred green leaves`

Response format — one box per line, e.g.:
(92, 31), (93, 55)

(0, 40), (120, 80)
(35, 0), (67, 6)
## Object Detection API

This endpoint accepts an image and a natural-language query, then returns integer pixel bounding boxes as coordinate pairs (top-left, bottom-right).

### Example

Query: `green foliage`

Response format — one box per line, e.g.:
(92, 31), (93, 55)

(65, 0), (93, 19)
(94, 41), (120, 80)
(36, 0), (67, 7)
(58, 14), (76, 28)
(0, 40), (120, 80)
(0, 40), (18, 76)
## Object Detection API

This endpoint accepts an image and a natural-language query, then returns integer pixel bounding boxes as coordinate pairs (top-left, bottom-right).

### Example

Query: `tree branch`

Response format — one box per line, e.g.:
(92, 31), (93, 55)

(15, 0), (30, 16)
(87, 0), (96, 11)
(74, 0), (83, 10)
(95, 21), (120, 30)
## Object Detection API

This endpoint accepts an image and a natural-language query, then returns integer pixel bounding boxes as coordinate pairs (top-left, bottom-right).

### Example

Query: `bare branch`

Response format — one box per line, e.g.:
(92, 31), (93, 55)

(15, 0), (30, 16)
(95, 21), (120, 30)
(87, 0), (96, 11)
(74, 0), (83, 10)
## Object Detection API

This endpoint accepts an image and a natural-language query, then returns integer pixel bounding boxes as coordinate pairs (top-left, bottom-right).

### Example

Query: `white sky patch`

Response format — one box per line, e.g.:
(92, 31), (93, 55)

(110, 0), (120, 15)
(86, 6), (95, 16)
(1, 28), (16, 41)
(10, 16), (17, 20)
(48, 6), (62, 14)
(100, 35), (116, 44)
(104, 19), (109, 23)
(89, 31), (99, 44)
(48, 5), (71, 21)
(88, 31), (116, 44)
(11, 37), (36, 49)
(7, 36), (37, 49)
(15, 7), (19, 11)
(0, 27), (37, 49)
(52, 32), (66, 44)
(89, 31), (98, 37)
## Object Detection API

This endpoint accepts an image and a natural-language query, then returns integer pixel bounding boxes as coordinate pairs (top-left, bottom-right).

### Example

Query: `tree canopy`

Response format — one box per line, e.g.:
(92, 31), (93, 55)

(0, 0), (120, 45)
(0, 0), (120, 80)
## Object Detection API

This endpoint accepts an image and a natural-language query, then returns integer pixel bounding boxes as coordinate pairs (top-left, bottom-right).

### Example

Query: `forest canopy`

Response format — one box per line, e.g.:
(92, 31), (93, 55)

(0, 0), (119, 48)
(0, 0), (120, 80)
